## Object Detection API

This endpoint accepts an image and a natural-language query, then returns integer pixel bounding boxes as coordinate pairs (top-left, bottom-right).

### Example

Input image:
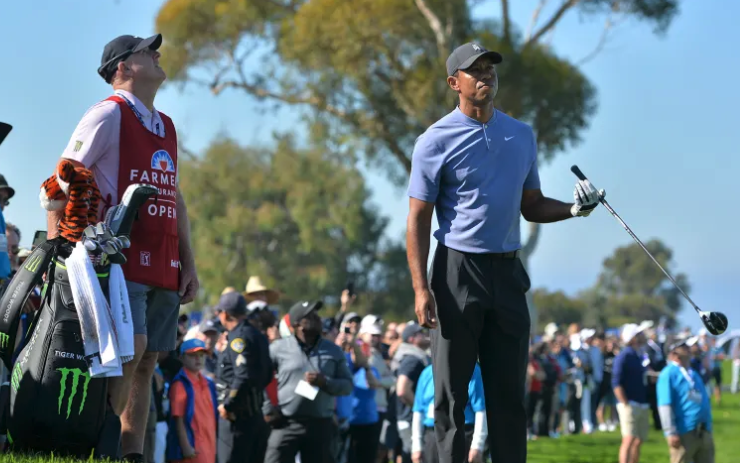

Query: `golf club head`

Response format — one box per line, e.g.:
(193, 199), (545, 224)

(104, 183), (158, 237)
(700, 311), (728, 336)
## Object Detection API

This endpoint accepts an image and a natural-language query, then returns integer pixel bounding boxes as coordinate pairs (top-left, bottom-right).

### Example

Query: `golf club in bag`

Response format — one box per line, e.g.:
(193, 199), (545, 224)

(571, 165), (728, 336)
(0, 183), (157, 458)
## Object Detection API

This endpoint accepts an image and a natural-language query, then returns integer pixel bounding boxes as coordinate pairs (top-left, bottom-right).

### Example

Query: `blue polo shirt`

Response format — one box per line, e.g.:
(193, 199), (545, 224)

(657, 362), (712, 435)
(611, 346), (648, 404)
(407, 107), (540, 254)
(413, 363), (486, 428)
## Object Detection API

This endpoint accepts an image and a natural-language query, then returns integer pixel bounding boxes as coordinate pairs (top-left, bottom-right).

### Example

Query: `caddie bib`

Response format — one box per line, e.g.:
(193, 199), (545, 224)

(106, 95), (179, 291)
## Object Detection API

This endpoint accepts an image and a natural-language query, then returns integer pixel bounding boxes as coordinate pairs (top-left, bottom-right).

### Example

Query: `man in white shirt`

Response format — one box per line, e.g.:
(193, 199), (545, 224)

(47, 33), (199, 463)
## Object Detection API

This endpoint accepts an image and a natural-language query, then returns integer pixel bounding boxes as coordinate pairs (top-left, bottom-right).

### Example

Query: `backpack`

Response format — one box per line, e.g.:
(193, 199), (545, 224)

(2, 243), (119, 458)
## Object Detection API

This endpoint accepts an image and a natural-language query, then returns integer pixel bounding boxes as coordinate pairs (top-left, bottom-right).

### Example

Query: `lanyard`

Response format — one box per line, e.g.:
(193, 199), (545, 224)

(672, 361), (696, 390)
(298, 337), (322, 372)
(116, 92), (161, 137)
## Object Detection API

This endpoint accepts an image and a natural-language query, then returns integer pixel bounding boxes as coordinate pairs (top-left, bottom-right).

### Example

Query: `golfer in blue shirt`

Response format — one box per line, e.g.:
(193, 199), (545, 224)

(411, 363), (488, 463)
(405, 42), (602, 463)
(657, 339), (715, 463)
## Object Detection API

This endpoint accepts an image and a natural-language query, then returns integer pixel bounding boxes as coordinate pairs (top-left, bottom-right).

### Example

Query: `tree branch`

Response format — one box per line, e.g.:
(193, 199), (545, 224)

(525, 0), (580, 48)
(501, 0), (512, 45)
(525, 0), (549, 42)
(575, 14), (614, 66)
(413, 0), (448, 57)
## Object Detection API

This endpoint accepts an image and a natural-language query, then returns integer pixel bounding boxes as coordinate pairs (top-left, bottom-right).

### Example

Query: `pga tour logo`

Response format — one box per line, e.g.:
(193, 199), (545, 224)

(140, 251), (151, 267)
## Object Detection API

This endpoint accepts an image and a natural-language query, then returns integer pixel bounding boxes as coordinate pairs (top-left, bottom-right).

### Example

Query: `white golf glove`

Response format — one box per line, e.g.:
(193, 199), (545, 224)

(570, 179), (604, 217)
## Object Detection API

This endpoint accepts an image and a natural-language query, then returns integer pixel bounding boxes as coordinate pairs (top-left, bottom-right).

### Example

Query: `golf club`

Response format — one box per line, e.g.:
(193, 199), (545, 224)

(0, 122), (12, 147)
(570, 165), (728, 336)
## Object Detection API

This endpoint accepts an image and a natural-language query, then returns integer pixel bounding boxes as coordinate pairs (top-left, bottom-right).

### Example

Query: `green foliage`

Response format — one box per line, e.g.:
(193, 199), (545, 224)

(533, 288), (587, 332)
(532, 238), (690, 329)
(179, 134), (390, 310)
(155, 0), (679, 183)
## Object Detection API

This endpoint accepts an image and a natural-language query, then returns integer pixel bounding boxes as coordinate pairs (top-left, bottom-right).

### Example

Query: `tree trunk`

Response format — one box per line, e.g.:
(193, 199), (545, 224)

(521, 221), (542, 336)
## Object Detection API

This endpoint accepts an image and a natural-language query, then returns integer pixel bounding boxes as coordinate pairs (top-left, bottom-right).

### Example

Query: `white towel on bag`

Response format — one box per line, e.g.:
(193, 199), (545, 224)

(109, 263), (135, 364)
(67, 242), (121, 377)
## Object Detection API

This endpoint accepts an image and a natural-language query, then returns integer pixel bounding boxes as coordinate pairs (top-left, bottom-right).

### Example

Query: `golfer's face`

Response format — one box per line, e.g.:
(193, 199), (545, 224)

(454, 57), (498, 102)
(0, 191), (8, 210)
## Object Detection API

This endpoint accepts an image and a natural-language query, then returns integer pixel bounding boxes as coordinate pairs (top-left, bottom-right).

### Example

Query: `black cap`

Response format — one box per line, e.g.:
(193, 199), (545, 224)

(217, 291), (248, 317)
(98, 34), (163, 83)
(446, 42), (503, 77)
(402, 323), (424, 342)
(0, 174), (15, 199)
(288, 301), (323, 326)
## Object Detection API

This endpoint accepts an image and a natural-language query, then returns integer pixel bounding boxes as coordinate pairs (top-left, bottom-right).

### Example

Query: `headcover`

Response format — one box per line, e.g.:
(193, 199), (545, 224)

(39, 159), (101, 243)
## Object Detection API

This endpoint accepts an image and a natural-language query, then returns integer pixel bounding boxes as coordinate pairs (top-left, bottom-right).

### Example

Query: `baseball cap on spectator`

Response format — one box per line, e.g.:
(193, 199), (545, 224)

(199, 319), (218, 334)
(98, 33), (163, 83)
(621, 323), (647, 344)
(323, 317), (337, 333)
(360, 321), (383, 336)
(669, 338), (689, 352)
(344, 312), (362, 324)
(217, 291), (248, 317)
(288, 301), (323, 325)
(446, 42), (503, 77)
(402, 323), (424, 342)
(180, 338), (208, 355)
(361, 314), (383, 327)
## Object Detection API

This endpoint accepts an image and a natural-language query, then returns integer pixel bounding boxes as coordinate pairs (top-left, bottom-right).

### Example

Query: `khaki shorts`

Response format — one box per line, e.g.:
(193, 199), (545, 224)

(616, 403), (650, 440)
(669, 430), (715, 463)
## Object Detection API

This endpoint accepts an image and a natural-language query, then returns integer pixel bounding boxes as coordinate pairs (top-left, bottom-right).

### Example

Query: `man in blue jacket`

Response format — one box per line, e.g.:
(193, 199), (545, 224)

(657, 339), (715, 463)
(612, 324), (650, 463)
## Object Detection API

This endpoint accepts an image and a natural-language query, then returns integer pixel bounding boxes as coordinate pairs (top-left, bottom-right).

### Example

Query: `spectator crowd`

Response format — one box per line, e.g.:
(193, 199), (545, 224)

(138, 278), (729, 463)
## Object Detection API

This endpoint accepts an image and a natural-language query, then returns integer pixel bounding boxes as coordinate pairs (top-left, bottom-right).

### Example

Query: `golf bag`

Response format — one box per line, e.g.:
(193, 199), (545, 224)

(0, 241), (120, 458)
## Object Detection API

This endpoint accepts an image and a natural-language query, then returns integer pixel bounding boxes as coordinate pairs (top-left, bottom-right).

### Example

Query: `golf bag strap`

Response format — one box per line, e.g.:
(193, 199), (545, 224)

(0, 239), (57, 369)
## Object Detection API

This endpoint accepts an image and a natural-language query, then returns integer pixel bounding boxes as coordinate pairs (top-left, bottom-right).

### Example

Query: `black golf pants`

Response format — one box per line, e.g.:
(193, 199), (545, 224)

(430, 244), (531, 463)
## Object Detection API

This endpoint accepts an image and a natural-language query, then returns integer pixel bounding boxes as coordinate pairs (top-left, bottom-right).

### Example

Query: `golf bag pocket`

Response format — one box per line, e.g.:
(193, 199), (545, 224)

(8, 259), (108, 456)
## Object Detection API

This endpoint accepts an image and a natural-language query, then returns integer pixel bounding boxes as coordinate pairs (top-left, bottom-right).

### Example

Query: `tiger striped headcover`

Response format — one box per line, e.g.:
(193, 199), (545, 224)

(39, 159), (101, 243)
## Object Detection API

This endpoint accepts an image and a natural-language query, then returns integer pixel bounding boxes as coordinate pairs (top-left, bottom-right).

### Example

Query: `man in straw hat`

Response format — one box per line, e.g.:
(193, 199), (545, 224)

(244, 276), (280, 305)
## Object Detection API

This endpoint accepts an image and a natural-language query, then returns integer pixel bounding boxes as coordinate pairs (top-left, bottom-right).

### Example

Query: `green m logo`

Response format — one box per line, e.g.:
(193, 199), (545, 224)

(24, 254), (42, 273)
(11, 363), (21, 391)
(57, 368), (91, 419)
(0, 332), (8, 349)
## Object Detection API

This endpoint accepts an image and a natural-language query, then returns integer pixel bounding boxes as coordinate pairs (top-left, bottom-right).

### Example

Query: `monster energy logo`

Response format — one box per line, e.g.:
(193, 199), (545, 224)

(11, 363), (21, 391)
(57, 368), (91, 419)
(0, 332), (8, 348)
(24, 254), (43, 273)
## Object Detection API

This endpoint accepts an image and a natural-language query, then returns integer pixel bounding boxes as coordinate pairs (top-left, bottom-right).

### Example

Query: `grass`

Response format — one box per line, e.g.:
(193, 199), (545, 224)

(527, 360), (738, 463)
(0, 363), (737, 463)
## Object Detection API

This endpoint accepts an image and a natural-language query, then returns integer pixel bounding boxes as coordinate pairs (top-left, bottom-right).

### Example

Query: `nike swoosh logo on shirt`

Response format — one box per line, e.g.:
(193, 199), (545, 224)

(505, 136), (515, 141)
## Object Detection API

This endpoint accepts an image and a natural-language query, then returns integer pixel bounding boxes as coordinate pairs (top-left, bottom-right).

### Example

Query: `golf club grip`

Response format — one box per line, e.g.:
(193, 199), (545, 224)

(570, 165), (587, 181)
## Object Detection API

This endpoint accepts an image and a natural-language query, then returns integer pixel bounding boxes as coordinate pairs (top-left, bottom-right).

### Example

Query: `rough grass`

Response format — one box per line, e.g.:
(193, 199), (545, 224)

(527, 360), (738, 463)
(0, 362), (737, 463)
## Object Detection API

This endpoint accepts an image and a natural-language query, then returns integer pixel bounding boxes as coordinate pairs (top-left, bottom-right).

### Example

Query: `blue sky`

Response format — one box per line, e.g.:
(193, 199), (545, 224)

(1, 0), (737, 332)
